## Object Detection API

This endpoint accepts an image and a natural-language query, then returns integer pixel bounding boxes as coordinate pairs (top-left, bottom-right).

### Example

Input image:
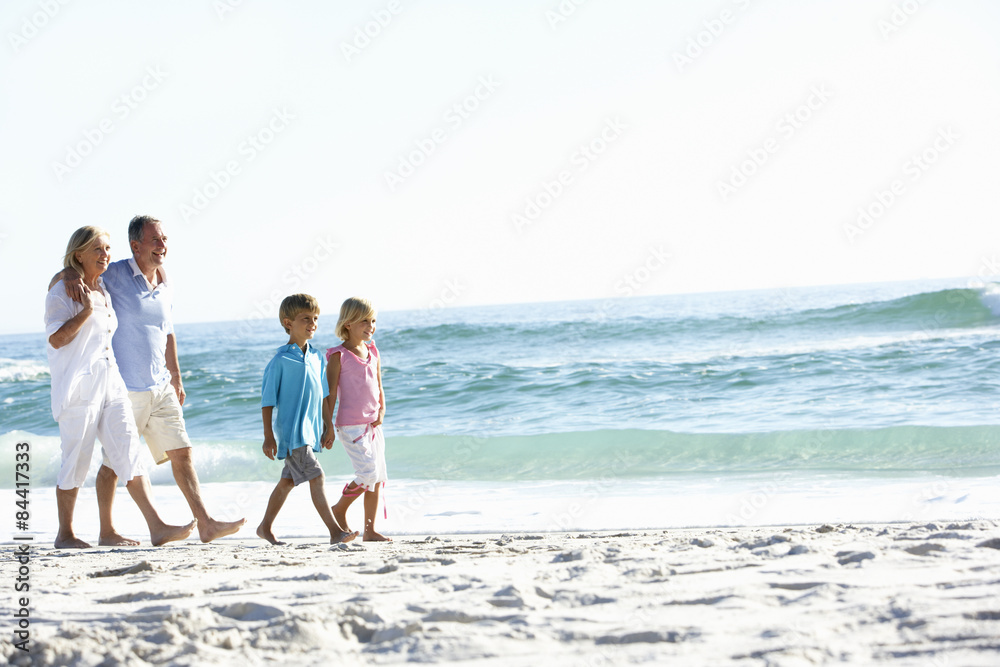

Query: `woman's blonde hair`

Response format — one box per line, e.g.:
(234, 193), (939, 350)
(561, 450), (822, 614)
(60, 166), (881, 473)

(336, 297), (376, 340)
(63, 226), (111, 275)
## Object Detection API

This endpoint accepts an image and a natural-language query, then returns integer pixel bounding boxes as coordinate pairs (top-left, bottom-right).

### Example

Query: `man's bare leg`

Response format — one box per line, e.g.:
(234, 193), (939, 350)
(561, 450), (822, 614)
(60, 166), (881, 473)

(95, 465), (140, 546)
(124, 475), (196, 546)
(166, 447), (245, 542)
(363, 483), (390, 542)
(55, 487), (91, 549)
(257, 478), (294, 545)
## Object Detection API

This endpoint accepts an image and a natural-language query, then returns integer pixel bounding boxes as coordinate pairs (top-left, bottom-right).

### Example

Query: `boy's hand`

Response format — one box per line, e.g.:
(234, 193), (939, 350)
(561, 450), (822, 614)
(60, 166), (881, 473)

(321, 425), (335, 449)
(262, 435), (277, 460)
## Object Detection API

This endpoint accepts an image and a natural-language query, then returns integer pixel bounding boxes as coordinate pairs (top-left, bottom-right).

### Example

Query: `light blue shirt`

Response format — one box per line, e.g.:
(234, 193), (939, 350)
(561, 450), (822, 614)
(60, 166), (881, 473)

(261, 342), (329, 459)
(101, 258), (174, 392)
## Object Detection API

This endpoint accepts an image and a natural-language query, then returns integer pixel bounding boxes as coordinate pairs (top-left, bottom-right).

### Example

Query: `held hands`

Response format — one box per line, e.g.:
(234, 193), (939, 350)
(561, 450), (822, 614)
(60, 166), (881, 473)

(262, 435), (278, 461)
(321, 423), (335, 449)
(65, 271), (86, 304)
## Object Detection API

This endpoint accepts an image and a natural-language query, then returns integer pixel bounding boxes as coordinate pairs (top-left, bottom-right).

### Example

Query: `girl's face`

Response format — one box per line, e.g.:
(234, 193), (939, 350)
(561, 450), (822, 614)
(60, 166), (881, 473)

(345, 315), (376, 342)
(76, 235), (112, 278)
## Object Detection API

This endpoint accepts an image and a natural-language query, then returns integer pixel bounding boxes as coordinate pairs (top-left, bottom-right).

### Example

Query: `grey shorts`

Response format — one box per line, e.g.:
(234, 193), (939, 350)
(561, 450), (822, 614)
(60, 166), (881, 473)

(280, 446), (324, 486)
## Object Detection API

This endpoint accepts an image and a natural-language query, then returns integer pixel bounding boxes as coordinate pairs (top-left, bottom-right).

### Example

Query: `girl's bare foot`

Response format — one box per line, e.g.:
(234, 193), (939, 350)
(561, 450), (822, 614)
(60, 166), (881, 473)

(331, 505), (352, 533)
(150, 520), (197, 547)
(200, 517), (247, 543)
(256, 523), (287, 546)
(332, 530), (359, 544)
(99, 531), (140, 547)
(54, 535), (92, 549)
(363, 530), (391, 542)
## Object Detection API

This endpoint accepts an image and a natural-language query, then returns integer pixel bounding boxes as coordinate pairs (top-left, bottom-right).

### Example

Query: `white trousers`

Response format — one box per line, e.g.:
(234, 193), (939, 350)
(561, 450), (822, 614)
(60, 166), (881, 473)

(336, 423), (388, 491)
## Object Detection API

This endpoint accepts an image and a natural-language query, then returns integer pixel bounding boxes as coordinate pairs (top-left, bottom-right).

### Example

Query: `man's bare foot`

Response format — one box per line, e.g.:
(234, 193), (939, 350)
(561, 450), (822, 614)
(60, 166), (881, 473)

(256, 524), (287, 546)
(150, 520), (197, 547)
(54, 535), (92, 549)
(199, 517), (247, 543)
(332, 530), (359, 544)
(331, 505), (351, 534)
(363, 530), (391, 542)
(99, 531), (140, 547)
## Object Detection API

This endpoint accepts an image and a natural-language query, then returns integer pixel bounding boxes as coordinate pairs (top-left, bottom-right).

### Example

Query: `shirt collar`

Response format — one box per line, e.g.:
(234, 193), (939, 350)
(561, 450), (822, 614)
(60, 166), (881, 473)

(128, 257), (166, 290)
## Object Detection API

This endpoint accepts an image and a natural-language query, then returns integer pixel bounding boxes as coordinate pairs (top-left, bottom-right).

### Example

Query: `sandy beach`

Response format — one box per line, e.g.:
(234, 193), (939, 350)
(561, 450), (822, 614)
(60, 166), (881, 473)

(7, 521), (1000, 666)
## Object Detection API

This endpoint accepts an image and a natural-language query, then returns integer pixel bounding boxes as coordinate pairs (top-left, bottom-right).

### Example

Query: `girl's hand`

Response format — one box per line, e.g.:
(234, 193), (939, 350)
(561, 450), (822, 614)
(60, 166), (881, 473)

(371, 411), (385, 429)
(321, 425), (335, 449)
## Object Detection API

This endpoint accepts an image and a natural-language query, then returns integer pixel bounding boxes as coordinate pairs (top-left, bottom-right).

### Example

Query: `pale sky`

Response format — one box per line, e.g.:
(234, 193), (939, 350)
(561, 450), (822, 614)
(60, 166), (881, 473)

(1, 0), (998, 334)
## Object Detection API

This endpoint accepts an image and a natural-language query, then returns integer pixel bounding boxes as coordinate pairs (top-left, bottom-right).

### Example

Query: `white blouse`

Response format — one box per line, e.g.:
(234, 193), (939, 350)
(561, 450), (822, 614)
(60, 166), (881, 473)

(44, 279), (120, 420)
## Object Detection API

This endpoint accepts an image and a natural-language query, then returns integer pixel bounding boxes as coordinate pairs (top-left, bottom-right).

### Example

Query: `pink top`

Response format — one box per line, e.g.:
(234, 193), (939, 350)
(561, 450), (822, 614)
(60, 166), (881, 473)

(327, 341), (381, 425)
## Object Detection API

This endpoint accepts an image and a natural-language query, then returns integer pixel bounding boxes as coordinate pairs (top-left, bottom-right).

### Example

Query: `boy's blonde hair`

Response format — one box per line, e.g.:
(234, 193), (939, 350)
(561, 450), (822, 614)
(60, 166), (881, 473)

(279, 294), (320, 333)
(336, 297), (376, 340)
(63, 226), (111, 275)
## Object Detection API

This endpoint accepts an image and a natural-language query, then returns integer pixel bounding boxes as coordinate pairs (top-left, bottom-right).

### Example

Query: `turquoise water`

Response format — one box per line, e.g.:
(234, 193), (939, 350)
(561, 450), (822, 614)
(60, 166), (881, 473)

(3, 279), (1000, 530)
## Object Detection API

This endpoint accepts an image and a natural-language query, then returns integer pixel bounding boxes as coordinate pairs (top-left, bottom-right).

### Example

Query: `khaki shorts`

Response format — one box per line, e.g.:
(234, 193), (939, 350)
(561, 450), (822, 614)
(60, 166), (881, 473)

(280, 446), (324, 486)
(103, 381), (191, 467)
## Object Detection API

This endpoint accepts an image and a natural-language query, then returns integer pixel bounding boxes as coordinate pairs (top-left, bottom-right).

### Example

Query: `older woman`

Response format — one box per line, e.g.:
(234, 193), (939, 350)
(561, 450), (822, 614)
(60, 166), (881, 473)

(45, 226), (196, 548)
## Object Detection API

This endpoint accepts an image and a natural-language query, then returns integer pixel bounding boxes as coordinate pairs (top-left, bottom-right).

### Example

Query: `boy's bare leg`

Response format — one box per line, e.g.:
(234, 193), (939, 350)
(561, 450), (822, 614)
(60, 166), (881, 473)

(363, 483), (390, 542)
(95, 465), (140, 546)
(310, 475), (358, 544)
(125, 475), (197, 546)
(257, 478), (294, 545)
(331, 482), (363, 533)
(166, 448), (246, 542)
(55, 487), (91, 549)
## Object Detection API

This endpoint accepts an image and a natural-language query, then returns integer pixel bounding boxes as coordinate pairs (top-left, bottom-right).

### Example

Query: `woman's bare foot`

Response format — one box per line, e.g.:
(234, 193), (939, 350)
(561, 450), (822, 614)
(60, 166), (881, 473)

(332, 530), (359, 544)
(363, 530), (391, 542)
(257, 523), (287, 546)
(54, 534), (92, 549)
(199, 517), (247, 543)
(150, 520), (197, 547)
(99, 531), (140, 547)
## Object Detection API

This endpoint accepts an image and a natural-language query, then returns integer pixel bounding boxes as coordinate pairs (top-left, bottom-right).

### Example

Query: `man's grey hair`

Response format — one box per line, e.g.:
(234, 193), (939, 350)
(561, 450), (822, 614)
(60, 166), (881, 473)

(128, 215), (160, 244)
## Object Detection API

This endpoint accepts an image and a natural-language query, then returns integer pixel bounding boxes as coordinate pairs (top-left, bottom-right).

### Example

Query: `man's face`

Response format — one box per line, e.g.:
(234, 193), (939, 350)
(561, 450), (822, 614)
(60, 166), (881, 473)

(132, 222), (167, 268)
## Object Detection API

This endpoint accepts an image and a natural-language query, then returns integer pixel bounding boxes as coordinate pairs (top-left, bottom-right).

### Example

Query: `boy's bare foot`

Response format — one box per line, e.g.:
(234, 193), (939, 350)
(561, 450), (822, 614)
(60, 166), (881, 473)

(363, 530), (391, 542)
(332, 530), (359, 544)
(151, 520), (197, 547)
(99, 531), (140, 547)
(199, 517), (247, 543)
(54, 535), (92, 549)
(257, 524), (287, 546)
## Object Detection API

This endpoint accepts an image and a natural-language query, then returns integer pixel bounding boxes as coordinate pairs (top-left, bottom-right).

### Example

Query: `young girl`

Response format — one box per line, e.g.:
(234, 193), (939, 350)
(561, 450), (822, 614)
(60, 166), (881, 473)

(322, 297), (390, 542)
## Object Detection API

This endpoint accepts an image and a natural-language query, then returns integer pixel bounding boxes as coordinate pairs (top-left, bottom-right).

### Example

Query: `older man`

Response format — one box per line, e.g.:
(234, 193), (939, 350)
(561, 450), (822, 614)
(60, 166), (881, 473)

(52, 215), (244, 544)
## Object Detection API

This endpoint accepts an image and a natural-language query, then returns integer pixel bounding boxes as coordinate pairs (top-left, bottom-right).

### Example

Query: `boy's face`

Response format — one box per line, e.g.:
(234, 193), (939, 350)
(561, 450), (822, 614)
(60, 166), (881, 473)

(285, 311), (319, 343)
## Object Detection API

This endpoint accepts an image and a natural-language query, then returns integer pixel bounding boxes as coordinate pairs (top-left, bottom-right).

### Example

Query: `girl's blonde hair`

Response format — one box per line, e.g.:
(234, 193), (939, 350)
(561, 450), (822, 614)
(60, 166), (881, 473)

(336, 297), (376, 340)
(63, 226), (111, 275)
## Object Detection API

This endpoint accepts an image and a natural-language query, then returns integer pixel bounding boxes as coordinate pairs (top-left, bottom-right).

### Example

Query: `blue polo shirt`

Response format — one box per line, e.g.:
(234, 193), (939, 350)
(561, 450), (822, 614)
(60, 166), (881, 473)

(102, 258), (173, 392)
(261, 342), (328, 459)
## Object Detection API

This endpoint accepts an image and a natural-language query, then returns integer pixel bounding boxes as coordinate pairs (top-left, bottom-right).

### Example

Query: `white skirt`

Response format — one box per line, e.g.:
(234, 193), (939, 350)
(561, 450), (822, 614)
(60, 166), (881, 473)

(335, 423), (388, 491)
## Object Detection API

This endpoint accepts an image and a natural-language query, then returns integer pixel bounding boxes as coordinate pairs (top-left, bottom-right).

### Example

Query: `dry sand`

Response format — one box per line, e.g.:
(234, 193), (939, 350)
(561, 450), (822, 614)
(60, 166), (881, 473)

(7, 522), (1000, 666)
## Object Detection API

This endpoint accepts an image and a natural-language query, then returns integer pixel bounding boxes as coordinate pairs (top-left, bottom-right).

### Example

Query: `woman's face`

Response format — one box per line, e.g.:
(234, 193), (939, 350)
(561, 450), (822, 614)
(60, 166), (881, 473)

(75, 235), (112, 278)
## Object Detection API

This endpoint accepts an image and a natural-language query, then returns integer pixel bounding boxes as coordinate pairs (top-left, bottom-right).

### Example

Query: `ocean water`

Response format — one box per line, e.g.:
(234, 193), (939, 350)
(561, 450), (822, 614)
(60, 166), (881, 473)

(3, 279), (1000, 539)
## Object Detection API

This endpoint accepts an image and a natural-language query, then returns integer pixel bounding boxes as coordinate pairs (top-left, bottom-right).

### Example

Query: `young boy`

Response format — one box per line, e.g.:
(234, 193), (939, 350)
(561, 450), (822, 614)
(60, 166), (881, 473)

(256, 294), (358, 545)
